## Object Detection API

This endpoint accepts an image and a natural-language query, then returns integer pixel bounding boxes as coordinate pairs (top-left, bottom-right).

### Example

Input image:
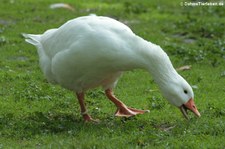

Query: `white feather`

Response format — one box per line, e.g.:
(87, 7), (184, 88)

(23, 16), (194, 107)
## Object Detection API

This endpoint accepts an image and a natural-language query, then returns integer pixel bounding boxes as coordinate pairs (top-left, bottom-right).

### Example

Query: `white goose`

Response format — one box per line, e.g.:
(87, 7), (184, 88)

(23, 16), (200, 122)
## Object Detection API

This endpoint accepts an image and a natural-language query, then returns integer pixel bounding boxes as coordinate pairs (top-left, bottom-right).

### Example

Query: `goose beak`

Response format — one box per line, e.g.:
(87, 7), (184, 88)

(179, 98), (201, 119)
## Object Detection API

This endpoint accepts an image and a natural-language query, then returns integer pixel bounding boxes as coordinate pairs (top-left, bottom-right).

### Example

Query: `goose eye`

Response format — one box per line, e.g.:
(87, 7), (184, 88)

(184, 90), (188, 94)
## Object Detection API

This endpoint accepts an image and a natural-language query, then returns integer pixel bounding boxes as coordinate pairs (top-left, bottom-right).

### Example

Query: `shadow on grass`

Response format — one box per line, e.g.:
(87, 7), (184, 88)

(1, 111), (87, 138)
(0, 111), (148, 139)
(2, 109), (210, 141)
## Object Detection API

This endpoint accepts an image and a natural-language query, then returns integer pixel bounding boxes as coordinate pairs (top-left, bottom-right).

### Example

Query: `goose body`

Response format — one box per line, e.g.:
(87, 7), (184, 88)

(23, 16), (200, 121)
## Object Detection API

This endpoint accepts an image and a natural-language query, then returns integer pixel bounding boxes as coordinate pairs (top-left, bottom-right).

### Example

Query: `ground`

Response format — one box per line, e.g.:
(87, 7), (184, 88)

(0, 0), (224, 148)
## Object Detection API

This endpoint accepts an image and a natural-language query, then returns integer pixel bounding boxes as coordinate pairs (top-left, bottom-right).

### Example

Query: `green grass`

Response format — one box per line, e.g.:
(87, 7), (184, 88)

(0, 0), (225, 148)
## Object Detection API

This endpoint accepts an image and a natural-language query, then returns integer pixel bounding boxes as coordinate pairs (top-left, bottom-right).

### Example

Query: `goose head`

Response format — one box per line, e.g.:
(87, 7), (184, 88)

(159, 74), (201, 119)
(139, 43), (201, 119)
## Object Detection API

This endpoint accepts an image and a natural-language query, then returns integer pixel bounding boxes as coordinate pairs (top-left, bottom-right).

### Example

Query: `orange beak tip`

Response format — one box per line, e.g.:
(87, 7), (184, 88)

(196, 111), (201, 117)
(181, 98), (201, 119)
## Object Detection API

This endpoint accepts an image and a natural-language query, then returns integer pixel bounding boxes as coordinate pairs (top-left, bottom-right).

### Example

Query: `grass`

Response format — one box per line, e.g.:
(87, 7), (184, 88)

(0, 0), (225, 148)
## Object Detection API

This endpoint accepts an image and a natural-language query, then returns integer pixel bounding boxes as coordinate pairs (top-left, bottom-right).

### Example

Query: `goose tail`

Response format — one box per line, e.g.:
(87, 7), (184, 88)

(22, 33), (41, 46)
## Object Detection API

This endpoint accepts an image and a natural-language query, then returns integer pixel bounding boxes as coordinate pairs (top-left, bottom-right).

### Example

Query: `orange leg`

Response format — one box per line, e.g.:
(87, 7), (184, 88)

(105, 89), (149, 117)
(76, 92), (98, 122)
